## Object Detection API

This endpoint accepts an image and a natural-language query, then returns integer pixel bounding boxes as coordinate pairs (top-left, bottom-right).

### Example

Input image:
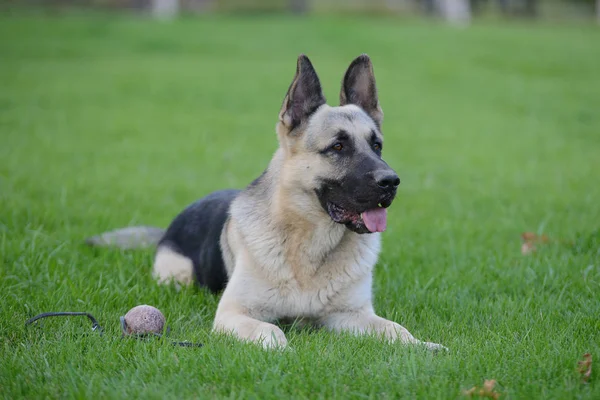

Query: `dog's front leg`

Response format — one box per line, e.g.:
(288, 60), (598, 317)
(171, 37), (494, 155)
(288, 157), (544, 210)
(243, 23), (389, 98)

(321, 307), (447, 351)
(213, 295), (287, 349)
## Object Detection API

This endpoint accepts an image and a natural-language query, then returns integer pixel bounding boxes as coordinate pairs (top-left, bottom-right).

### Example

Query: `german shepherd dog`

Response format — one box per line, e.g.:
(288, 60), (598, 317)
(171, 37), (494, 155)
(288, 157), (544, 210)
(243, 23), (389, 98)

(87, 54), (446, 351)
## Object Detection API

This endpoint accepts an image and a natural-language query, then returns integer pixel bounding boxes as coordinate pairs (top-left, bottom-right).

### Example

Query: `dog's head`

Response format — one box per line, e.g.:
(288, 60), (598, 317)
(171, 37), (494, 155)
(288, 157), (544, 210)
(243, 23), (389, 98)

(275, 54), (399, 234)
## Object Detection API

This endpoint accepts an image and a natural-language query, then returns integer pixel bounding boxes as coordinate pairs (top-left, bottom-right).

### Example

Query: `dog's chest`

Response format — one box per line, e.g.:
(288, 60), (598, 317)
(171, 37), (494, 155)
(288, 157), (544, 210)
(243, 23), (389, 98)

(269, 273), (362, 318)
(257, 233), (381, 319)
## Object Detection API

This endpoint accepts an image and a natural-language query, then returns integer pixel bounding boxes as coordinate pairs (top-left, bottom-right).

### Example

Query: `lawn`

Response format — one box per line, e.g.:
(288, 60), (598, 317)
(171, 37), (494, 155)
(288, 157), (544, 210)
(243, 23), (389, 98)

(1, 11), (599, 399)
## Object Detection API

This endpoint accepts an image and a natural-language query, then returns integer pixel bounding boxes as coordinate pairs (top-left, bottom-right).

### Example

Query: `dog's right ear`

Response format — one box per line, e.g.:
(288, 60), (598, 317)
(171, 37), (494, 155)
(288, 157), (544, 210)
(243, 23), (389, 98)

(278, 55), (326, 133)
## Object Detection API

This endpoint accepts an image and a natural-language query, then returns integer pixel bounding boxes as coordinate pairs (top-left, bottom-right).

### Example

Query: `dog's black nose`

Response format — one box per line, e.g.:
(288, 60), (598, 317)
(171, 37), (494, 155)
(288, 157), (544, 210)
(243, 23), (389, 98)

(376, 173), (400, 189)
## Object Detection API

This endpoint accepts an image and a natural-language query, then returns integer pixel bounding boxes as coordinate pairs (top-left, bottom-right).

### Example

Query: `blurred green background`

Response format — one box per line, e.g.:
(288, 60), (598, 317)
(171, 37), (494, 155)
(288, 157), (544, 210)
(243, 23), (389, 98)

(4, 0), (600, 20)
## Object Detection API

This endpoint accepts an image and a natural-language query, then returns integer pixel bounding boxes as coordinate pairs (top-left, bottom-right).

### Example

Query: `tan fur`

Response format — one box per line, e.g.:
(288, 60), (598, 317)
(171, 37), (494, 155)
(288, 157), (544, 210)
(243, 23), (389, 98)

(157, 55), (446, 351)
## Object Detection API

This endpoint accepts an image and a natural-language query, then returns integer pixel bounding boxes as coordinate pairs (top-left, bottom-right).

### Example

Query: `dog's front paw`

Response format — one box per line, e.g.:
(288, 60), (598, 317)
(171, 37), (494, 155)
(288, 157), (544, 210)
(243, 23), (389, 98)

(379, 322), (419, 344)
(419, 341), (449, 352)
(380, 322), (447, 352)
(252, 323), (288, 350)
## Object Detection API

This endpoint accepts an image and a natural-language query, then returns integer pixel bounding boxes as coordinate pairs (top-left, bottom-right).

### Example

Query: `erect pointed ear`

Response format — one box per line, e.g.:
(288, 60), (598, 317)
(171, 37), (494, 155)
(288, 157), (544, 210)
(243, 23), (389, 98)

(339, 54), (383, 128)
(278, 55), (326, 132)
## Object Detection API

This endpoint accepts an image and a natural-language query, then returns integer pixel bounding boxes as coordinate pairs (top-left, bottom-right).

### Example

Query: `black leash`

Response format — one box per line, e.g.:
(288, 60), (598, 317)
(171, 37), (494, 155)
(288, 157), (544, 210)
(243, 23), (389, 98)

(25, 312), (202, 348)
(25, 312), (103, 335)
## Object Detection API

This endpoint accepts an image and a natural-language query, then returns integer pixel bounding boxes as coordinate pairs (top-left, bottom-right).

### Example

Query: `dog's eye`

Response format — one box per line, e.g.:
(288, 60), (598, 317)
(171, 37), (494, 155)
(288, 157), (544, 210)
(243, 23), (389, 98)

(373, 143), (382, 151)
(332, 143), (343, 151)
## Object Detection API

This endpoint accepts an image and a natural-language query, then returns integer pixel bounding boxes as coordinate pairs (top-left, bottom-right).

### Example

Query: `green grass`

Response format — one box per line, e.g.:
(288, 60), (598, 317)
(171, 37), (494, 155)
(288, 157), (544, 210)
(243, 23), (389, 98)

(1, 12), (599, 399)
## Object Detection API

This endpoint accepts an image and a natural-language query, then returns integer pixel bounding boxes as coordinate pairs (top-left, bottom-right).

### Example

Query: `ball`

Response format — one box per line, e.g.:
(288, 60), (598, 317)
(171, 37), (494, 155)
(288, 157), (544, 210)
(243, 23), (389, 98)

(122, 305), (166, 336)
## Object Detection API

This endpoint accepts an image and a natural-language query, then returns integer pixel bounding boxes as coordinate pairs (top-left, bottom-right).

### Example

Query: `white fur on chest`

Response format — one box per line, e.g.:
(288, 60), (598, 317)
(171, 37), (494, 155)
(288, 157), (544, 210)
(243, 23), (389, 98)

(224, 219), (381, 320)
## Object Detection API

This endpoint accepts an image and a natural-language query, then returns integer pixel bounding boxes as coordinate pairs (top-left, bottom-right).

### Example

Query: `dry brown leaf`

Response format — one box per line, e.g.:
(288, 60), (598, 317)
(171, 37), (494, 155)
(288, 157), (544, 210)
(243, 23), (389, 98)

(462, 379), (500, 399)
(521, 232), (538, 255)
(521, 232), (537, 242)
(577, 353), (592, 384)
(520, 232), (551, 255)
(521, 232), (550, 243)
(521, 242), (536, 255)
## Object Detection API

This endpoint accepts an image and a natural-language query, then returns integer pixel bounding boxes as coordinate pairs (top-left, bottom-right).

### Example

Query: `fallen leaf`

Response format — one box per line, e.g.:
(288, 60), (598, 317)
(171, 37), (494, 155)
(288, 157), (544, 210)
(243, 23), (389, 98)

(521, 242), (536, 255)
(482, 379), (497, 393)
(521, 232), (537, 242)
(577, 353), (592, 384)
(521, 232), (550, 243)
(520, 232), (551, 255)
(462, 379), (500, 399)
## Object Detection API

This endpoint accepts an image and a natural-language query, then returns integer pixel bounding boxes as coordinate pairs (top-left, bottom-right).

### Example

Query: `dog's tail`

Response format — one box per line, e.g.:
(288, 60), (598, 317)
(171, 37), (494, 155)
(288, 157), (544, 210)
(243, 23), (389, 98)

(85, 226), (165, 250)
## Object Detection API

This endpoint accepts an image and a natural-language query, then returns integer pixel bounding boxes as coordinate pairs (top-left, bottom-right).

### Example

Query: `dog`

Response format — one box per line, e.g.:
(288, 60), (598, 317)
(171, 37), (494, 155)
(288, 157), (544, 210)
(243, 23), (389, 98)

(87, 54), (446, 351)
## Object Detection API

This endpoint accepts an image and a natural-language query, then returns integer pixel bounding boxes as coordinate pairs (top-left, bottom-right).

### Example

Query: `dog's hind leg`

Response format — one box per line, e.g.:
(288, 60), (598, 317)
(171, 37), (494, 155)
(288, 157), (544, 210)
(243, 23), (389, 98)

(152, 246), (194, 286)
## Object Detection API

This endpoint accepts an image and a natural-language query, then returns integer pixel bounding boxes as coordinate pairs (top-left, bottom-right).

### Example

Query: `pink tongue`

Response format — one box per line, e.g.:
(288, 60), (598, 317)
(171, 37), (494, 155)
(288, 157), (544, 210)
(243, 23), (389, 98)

(361, 208), (387, 233)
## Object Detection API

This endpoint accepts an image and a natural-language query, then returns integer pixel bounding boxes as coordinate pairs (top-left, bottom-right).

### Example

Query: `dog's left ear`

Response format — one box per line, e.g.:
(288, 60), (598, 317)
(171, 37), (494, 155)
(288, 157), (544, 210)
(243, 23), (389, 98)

(279, 55), (326, 132)
(340, 54), (383, 128)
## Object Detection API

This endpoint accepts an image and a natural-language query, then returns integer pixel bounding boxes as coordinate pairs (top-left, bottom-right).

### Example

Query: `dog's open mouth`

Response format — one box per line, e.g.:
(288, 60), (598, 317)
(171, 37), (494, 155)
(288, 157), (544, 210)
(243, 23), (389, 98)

(326, 201), (391, 234)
